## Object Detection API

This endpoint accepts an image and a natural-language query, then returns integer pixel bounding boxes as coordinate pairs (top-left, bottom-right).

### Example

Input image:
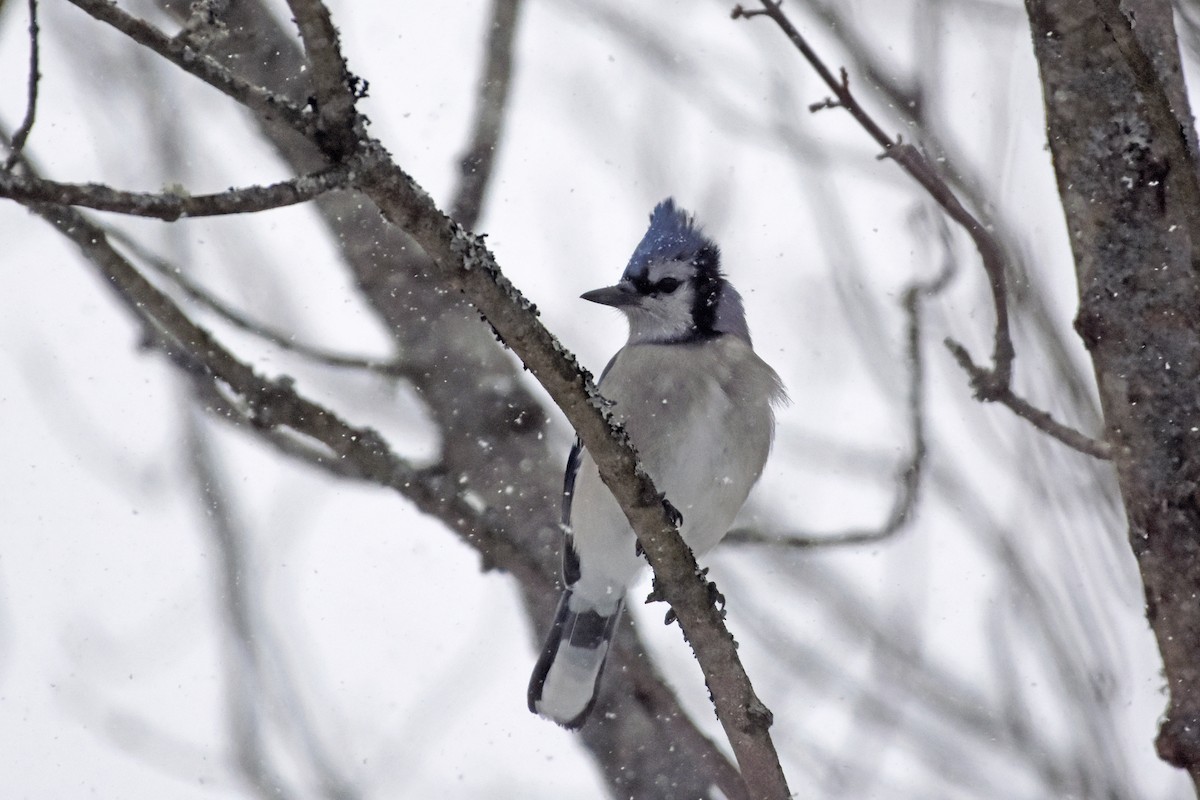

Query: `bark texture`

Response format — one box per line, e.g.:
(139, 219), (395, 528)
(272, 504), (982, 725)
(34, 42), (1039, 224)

(1026, 0), (1200, 789)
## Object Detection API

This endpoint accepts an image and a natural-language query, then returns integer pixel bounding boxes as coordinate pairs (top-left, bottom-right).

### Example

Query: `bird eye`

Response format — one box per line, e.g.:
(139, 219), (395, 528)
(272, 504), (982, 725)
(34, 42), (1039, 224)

(656, 278), (681, 293)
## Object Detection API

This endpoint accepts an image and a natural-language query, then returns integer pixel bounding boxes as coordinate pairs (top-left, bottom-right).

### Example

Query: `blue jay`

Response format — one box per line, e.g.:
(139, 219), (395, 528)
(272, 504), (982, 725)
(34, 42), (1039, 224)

(527, 198), (786, 728)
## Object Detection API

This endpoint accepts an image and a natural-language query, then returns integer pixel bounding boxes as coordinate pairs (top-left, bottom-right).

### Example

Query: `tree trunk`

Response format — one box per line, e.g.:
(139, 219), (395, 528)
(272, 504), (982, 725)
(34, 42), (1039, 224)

(1025, 0), (1200, 790)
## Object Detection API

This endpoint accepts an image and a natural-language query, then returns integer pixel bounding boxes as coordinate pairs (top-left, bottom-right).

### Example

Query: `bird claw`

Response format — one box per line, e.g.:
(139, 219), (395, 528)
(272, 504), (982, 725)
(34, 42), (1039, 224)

(634, 502), (680, 559)
(646, 579), (679, 626)
(698, 567), (726, 617)
(645, 577), (666, 604)
(662, 498), (683, 528)
(707, 582), (727, 617)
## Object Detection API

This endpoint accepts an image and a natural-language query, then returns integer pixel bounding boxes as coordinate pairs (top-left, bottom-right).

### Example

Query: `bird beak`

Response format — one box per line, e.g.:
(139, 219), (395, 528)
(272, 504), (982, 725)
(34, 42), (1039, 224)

(581, 282), (639, 308)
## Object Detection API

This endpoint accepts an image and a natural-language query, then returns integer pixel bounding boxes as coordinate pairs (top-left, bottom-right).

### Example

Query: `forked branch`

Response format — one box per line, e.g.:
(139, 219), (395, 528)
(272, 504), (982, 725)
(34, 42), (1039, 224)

(733, 0), (1110, 460)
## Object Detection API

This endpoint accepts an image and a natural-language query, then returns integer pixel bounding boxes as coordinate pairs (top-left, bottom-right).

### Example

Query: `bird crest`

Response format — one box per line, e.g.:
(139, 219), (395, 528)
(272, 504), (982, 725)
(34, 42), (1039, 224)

(623, 198), (719, 282)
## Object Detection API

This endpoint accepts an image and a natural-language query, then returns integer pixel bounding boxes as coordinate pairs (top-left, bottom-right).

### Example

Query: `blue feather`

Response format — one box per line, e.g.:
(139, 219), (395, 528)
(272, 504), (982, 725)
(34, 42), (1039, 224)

(622, 198), (717, 281)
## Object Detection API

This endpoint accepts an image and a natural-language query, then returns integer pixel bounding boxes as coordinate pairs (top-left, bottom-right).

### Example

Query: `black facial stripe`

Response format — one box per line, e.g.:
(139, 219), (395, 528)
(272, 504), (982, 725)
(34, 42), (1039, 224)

(629, 274), (653, 294)
(630, 274), (681, 295)
(690, 245), (722, 334)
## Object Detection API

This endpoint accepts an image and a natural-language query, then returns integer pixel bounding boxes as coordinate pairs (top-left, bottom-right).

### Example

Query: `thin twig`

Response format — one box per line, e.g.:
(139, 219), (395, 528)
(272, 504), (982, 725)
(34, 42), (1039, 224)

(730, 210), (956, 548)
(187, 406), (363, 800)
(63, 0), (312, 136)
(733, 0), (1111, 461)
(4, 0), (40, 171)
(797, 0), (1105, 439)
(3, 111), (547, 607)
(20, 191), (550, 594)
(945, 341), (1113, 460)
(0, 162), (355, 220)
(107, 229), (403, 374)
(733, 0), (1012, 393)
(183, 411), (302, 800)
(451, 0), (522, 229)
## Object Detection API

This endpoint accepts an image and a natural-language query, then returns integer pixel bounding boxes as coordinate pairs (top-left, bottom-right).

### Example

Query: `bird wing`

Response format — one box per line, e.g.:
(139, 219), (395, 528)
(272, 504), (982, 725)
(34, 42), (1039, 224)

(561, 437), (583, 586)
(561, 352), (622, 586)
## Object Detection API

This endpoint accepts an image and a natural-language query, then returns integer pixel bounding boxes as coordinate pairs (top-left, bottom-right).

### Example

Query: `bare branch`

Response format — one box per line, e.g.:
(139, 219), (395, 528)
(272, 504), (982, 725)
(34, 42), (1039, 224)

(4, 0), (40, 171)
(797, 0), (1105, 438)
(187, 376), (366, 479)
(18, 190), (550, 594)
(732, 0), (1112, 462)
(284, 0), (361, 159)
(190, 321), (756, 800)
(733, 0), (1012, 391)
(730, 210), (955, 549)
(183, 412), (303, 800)
(945, 340), (1114, 460)
(63, 0), (312, 135)
(0, 162), (355, 220)
(107, 230), (403, 374)
(451, 0), (523, 229)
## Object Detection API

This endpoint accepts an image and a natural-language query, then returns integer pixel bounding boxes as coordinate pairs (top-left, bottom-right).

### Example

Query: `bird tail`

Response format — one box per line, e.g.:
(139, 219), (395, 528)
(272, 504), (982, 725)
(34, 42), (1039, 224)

(527, 589), (624, 729)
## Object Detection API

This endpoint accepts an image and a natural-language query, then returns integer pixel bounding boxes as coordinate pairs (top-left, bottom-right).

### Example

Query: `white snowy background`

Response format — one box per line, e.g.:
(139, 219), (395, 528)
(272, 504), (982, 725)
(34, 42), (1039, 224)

(0, 0), (1191, 797)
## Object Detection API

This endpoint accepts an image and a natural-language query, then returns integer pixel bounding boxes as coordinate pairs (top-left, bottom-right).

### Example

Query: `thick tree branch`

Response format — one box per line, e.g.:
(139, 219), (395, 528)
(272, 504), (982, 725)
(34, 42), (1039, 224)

(178, 0), (790, 787)
(284, 0), (361, 160)
(1026, 0), (1200, 786)
(1092, 0), (1200, 259)
(0, 163), (355, 220)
